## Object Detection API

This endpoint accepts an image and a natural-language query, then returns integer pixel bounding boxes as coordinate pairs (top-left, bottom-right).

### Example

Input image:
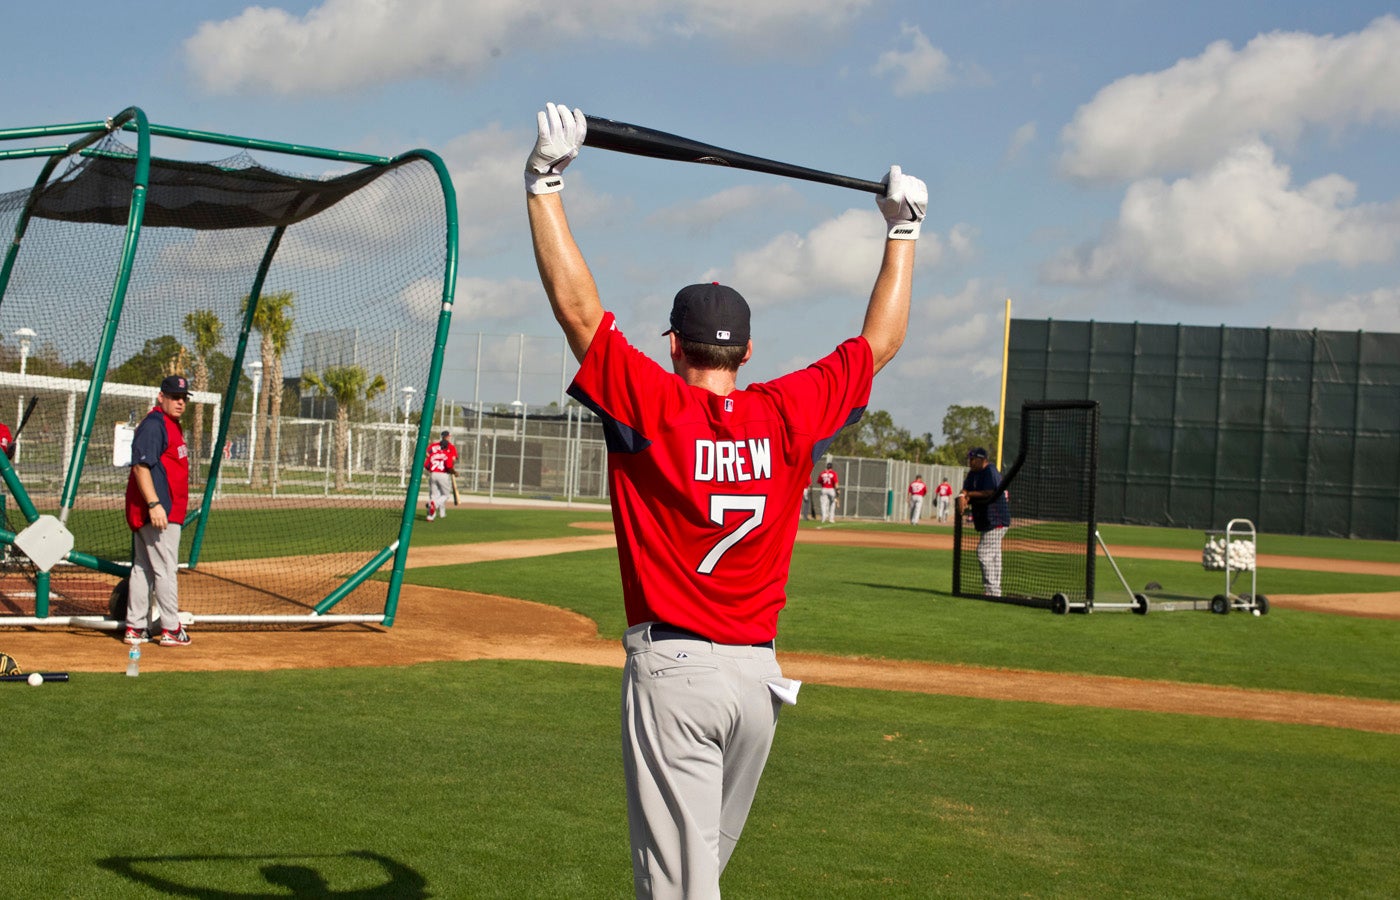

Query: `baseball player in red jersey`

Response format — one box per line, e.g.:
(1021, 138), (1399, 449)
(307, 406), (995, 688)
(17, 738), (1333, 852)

(526, 102), (926, 899)
(423, 430), (457, 521)
(816, 461), (840, 523)
(935, 476), (954, 522)
(907, 474), (928, 524)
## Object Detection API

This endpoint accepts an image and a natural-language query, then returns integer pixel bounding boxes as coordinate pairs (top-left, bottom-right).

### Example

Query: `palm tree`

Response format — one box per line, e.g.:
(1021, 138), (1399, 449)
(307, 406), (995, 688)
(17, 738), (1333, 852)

(242, 290), (294, 489)
(301, 365), (387, 490)
(183, 309), (224, 467)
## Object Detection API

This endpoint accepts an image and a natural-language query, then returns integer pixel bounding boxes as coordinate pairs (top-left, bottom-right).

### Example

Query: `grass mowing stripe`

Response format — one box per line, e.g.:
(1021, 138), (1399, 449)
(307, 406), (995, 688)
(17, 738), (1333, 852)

(407, 545), (1400, 700)
(4, 663), (1397, 898)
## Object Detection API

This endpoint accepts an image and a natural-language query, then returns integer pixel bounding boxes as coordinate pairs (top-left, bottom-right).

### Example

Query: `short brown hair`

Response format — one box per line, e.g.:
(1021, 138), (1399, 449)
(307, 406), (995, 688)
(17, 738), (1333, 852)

(680, 338), (747, 373)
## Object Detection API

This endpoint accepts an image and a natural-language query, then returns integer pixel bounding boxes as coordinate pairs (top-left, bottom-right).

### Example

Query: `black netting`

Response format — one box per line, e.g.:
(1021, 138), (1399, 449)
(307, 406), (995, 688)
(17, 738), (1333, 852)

(954, 401), (1099, 604)
(30, 139), (401, 230)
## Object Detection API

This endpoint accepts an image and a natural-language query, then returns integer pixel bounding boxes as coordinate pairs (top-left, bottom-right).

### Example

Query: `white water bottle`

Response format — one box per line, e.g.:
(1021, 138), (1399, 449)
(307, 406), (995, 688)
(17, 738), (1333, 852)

(126, 643), (140, 677)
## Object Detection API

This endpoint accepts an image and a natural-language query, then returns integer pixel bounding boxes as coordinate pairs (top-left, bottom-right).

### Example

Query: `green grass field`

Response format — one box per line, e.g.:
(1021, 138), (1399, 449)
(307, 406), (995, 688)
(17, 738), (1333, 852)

(5, 509), (1398, 897)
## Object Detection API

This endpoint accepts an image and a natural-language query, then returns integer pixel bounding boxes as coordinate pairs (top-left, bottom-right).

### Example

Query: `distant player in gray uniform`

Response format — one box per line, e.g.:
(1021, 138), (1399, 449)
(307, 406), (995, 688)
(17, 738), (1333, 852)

(958, 446), (1010, 596)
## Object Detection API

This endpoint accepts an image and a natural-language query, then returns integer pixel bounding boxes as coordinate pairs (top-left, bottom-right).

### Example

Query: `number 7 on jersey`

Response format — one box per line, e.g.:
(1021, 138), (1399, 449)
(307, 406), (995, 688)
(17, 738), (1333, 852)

(698, 494), (766, 575)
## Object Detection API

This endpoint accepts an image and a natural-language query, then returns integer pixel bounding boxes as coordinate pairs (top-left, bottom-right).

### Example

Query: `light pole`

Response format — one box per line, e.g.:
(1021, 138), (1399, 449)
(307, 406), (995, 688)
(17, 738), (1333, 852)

(399, 385), (415, 488)
(246, 361), (262, 485)
(14, 327), (35, 375)
(13, 328), (35, 465)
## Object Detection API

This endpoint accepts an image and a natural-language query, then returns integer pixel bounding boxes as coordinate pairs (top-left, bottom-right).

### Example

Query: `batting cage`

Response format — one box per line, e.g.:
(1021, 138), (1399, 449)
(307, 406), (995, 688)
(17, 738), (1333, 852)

(953, 400), (1099, 611)
(0, 106), (457, 629)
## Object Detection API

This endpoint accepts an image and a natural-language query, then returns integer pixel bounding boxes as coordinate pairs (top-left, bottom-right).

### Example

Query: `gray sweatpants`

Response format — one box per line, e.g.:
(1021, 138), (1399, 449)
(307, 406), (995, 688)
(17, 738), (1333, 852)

(621, 623), (788, 900)
(127, 522), (182, 632)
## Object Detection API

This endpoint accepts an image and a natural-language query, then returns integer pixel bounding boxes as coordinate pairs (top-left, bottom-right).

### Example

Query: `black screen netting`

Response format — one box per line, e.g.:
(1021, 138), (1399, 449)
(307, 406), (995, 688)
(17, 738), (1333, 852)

(954, 401), (1099, 604)
(0, 133), (449, 623)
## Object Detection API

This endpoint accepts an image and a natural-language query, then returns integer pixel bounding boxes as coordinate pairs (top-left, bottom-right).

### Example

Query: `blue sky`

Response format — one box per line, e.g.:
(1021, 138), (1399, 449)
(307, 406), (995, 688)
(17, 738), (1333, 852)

(2, 1), (1398, 438)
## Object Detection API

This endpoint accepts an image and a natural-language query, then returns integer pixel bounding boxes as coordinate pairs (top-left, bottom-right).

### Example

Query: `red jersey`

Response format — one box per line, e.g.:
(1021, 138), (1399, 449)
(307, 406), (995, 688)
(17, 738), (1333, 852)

(424, 440), (458, 473)
(936, 481), (954, 498)
(909, 480), (928, 497)
(0, 423), (10, 456)
(569, 312), (873, 644)
(124, 405), (189, 530)
(817, 469), (838, 489)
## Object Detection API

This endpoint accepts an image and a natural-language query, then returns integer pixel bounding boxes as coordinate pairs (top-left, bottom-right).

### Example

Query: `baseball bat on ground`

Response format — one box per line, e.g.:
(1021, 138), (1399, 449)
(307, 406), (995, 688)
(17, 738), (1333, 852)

(583, 115), (887, 195)
(1, 672), (69, 682)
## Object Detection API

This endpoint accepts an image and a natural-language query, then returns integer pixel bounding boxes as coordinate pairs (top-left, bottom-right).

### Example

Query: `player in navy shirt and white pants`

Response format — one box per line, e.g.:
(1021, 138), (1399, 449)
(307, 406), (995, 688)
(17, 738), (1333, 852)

(959, 446), (1010, 597)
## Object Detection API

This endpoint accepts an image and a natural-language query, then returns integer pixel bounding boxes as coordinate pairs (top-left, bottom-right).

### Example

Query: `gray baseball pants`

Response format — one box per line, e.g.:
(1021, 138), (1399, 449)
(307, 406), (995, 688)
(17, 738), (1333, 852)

(428, 471), (452, 514)
(977, 525), (1005, 597)
(127, 522), (182, 632)
(621, 623), (789, 900)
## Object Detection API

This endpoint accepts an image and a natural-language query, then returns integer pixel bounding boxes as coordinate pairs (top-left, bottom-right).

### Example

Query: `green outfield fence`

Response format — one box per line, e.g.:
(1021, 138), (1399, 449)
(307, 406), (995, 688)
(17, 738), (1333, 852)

(1006, 319), (1400, 540)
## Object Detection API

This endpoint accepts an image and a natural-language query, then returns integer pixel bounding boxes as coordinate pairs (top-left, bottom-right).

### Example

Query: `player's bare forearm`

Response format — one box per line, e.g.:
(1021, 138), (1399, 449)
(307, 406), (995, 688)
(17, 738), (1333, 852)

(528, 191), (604, 362)
(861, 239), (915, 374)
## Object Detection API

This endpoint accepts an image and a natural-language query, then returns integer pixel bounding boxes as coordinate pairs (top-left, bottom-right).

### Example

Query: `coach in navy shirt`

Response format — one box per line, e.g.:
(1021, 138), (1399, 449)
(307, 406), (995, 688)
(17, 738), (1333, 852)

(958, 446), (1010, 596)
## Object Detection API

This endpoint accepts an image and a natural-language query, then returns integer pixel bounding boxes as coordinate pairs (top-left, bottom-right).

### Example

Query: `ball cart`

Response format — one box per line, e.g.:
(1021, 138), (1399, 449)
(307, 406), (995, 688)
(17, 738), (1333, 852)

(1202, 518), (1269, 615)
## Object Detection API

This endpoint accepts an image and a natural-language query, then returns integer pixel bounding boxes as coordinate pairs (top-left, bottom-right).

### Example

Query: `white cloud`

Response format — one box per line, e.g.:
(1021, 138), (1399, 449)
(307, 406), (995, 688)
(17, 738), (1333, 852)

(454, 276), (542, 322)
(715, 208), (958, 305)
(186, 0), (875, 94)
(1004, 121), (1037, 163)
(648, 184), (804, 235)
(1289, 285), (1400, 332)
(1060, 15), (1400, 182)
(1042, 141), (1400, 297)
(872, 24), (954, 96)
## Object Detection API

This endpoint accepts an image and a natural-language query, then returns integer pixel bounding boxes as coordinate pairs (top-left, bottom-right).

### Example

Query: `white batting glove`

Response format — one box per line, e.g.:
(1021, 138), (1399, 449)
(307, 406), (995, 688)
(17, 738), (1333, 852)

(877, 165), (927, 240)
(525, 102), (587, 195)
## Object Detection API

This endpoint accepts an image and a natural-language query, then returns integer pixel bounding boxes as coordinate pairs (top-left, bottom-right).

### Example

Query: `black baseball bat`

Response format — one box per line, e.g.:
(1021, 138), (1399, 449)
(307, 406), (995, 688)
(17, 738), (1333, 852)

(584, 115), (887, 195)
(1, 672), (69, 682)
(13, 394), (38, 440)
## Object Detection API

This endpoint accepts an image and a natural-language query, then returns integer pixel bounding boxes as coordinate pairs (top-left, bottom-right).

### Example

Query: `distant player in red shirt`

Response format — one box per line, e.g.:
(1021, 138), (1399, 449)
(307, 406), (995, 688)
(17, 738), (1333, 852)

(935, 476), (954, 522)
(423, 429), (458, 521)
(907, 474), (928, 524)
(816, 461), (840, 523)
(526, 102), (926, 898)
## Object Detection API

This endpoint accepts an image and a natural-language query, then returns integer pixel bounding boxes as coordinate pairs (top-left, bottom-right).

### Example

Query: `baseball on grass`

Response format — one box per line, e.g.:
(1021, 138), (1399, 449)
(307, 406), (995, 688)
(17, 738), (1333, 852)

(27, 672), (43, 686)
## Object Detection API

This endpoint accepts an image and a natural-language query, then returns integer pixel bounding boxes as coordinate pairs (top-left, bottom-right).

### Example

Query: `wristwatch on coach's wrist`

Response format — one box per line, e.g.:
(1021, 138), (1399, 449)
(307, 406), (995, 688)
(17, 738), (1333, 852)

(148, 501), (160, 509)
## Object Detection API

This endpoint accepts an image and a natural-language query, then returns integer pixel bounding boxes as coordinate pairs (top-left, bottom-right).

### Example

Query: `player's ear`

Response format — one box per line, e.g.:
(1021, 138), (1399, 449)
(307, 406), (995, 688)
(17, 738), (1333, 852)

(740, 340), (753, 367)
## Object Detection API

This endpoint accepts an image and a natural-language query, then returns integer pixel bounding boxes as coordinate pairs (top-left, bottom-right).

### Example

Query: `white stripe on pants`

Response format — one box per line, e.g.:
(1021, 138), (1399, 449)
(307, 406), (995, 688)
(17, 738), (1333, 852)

(127, 522), (182, 632)
(621, 623), (784, 900)
(977, 525), (1004, 597)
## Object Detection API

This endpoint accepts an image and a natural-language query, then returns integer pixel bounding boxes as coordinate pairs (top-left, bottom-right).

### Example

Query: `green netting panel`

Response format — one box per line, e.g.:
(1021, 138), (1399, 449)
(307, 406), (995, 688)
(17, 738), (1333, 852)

(1, 130), (451, 622)
(1007, 319), (1400, 540)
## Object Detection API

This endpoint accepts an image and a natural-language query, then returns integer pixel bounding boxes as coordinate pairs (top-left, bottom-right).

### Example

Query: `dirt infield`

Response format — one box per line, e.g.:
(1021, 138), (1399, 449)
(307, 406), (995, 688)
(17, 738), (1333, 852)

(3, 525), (1398, 735)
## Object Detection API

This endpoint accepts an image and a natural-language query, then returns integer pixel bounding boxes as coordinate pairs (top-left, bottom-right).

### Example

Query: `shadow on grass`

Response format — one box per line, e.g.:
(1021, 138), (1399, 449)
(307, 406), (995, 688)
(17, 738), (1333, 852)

(97, 850), (426, 898)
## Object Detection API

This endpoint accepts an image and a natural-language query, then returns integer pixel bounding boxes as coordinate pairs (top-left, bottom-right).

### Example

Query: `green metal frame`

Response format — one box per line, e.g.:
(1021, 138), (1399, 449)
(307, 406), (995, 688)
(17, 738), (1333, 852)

(0, 106), (458, 625)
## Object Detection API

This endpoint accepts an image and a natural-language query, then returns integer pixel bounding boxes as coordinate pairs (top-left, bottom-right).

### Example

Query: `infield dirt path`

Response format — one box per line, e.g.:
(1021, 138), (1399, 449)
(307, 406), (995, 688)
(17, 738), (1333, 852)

(4, 524), (1398, 735)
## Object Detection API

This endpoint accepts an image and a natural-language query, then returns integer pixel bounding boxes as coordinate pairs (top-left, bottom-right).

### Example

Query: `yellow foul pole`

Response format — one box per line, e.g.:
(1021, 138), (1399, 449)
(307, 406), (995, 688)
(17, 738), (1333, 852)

(996, 298), (1011, 468)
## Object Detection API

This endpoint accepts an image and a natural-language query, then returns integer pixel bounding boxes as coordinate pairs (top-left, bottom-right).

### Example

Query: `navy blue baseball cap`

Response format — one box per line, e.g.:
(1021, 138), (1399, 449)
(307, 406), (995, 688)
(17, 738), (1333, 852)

(664, 283), (750, 347)
(160, 374), (189, 397)
(967, 446), (989, 460)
